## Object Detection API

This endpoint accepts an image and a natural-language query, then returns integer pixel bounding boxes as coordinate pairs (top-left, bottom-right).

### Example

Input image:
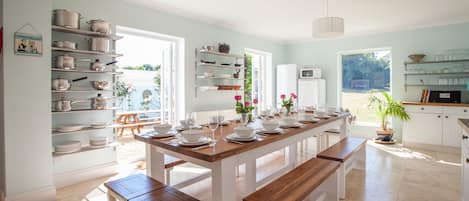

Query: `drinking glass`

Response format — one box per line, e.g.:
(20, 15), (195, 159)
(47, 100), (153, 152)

(208, 116), (220, 142)
(185, 112), (196, 129)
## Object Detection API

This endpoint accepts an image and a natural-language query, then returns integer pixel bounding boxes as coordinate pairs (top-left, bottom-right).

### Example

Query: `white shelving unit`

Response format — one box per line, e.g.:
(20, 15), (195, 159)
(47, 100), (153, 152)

(195, 48), (245, 97)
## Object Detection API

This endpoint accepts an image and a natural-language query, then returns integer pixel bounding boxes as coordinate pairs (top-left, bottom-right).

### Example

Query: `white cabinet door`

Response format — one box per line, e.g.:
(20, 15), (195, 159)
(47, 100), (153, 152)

(443, 115), (469, 147)
(463, 146), (469, 201)
(403, 112), (443, 145)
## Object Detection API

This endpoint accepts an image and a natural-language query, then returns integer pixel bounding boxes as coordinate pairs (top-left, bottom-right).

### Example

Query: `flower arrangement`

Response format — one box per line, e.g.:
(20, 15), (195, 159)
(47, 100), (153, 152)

(234, 95), (258, 114)
(280, 93), (297, 115)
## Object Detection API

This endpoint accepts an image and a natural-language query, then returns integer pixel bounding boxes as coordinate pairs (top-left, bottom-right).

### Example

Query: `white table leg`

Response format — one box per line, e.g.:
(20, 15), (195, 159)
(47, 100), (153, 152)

(338, 163), (346, 199)
(288, 143), (298, 167)
(145, 144), (165, 183)
(244, 159), (257, 196)
(212, 157), (237, 201)
(340, 118), (348, 139)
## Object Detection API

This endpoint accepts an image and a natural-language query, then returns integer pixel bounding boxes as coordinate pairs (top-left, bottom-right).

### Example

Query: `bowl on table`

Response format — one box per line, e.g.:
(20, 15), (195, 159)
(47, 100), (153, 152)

(262, 120), (279, 131)
(181, 130), (204, 143)
(300, 113), (315, 121)
(281, 117), (298, 126)
(153, 124), (172, 134)
(233, 126), (254, 138)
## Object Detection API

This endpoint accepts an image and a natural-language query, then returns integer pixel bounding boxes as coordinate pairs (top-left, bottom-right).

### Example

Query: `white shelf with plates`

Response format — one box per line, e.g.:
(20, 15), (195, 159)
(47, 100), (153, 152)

(52, 47), (123, 57)
(52, 124), (118, 136)
(52, 142), (119, 158)
(51, 68), (123, 74)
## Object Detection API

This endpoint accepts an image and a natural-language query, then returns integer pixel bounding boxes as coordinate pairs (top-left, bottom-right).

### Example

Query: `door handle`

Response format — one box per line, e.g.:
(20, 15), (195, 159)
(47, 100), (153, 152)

(466, 158), (469, 163)
(463, 135), (468, 140)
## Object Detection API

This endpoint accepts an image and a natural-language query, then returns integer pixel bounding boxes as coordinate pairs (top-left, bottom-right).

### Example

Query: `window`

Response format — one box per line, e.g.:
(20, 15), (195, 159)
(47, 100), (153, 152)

(245, 49), (272, 112)
(340, 49), (391, 124)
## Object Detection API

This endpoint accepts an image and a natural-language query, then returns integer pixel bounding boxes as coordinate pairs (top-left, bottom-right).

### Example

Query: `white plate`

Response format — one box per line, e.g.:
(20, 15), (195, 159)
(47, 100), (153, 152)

(328, 112), (340, 117)
(90, 123), (109, 129)
(226, 134), (258, 142)
(145, 131), (176, 138)
(56, 124), (85, 132)
(54, 147), (81, 154)
(176, 125), (202, 131)
(230, 133), (256, 139)
(258, 128), (283, 134)
(314, 115), (331, 119)
(178, 137), (212, 147)
(280, 122), (303, 128)
(220, 120), (231, 126)
(299, 118), (320, 123)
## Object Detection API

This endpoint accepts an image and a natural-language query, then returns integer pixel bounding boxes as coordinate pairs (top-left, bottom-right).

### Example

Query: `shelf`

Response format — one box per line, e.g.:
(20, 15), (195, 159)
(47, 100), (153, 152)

(52, 25), (123, 40)
(52, 89), (115, 93)
(405, 84), (466, 87)
(402, 101), (469, 107)
(405, 59), (469, 65)
(197, 75), (245, 80)
(51, 68), (123, 74)
(404, 71), (469, 75)
(53, 142), (119, 157)
(52, 108), (117, 114)
(52, 125), (118, 136)
(197, 62), (245, 69)
(52, 47), (123, 57)
(199, 50), (244, 58)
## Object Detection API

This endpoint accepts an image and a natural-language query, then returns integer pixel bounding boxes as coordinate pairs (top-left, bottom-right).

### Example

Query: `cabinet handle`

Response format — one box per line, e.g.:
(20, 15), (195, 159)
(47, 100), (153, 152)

(445, 116), (448, 118)
(437, 115), (441, 118)
(421, 107), (425, 110)
(467, 158), (469, 163)
(463, 135), (468, 140)
(464, 109), (467, 112)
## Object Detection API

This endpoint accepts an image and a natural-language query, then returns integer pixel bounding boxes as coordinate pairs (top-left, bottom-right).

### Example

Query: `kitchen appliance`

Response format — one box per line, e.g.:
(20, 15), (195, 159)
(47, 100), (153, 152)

(91, 81), (110, 90)
(300, 67), (322, 79)
(54, 98), (85, 112)
(90, 60), (118, 72)
(428, 90), (461, 103)
(298, 79), (326, 108)
(91, 94), (107, 110)
(276, 64), (298, 106)
(87, 19), (111, 34)
(52, 76), (88, 91)
(53, 9), (81, 29)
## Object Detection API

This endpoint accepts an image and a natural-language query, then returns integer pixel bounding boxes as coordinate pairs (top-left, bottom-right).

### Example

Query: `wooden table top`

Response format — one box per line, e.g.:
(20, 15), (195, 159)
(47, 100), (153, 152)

(135, 113), (349, 162)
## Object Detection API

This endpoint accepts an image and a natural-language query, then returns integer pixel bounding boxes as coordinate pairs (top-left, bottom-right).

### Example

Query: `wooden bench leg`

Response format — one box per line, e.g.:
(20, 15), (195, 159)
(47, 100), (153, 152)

(354, 145), (367, 170)
(165, 167), (172, 185)
(107, 192), (117, 201)
(338, 163), (346, 199)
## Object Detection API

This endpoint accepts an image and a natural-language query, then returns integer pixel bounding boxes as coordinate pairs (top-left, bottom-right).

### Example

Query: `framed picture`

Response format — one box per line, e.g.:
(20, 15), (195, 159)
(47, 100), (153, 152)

(14, 32), (43, 56)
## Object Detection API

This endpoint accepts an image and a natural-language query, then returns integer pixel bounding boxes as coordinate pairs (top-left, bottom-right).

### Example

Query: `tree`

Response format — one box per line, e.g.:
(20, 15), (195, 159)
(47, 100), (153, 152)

(244, 54), (253, 101)
(342, 52), (390, 91)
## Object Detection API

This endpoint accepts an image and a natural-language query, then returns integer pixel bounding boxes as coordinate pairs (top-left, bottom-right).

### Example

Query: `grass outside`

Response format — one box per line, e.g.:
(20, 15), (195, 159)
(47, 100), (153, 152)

(342, 91), (384, 124)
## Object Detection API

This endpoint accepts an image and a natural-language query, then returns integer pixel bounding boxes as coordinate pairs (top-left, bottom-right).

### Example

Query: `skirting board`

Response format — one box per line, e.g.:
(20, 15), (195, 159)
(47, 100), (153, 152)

(54, 162), (118, 188)
(5, 185), (56, 201)
(403, 141), (460, 154)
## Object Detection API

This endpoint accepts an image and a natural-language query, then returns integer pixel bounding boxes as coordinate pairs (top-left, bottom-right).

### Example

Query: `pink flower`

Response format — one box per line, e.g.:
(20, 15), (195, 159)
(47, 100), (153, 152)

(280, 94), (286, 99)
(291, 93), (297, 99)
(234, 95), (242, 101)
(244, 101), (250, 107)
(253, 99), (258, 104)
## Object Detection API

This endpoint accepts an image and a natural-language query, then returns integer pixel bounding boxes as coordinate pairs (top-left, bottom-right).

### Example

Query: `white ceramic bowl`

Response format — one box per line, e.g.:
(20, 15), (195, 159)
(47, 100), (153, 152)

(305, 106), (315, 111)
(300, 114), (315, 121)
(315, 111), (327, 117)
(90, 137), (107, 146)
(281, 117), (298, 125)
(55, 141), (81, 152)
(153, 124), (172, 134)
(262, 120), (279, 131)
(234, 126), (254, 138)
(181, 130), (204, 142)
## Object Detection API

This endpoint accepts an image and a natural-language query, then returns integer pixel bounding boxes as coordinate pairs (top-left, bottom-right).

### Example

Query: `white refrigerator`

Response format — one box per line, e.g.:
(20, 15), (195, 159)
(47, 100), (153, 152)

(276, 64), (298, 106)
(298, 79), (326, 108)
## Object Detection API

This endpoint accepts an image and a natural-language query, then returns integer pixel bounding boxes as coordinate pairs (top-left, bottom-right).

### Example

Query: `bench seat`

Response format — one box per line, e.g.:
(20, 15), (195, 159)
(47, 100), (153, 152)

(104, 174), (198, 201)
(244, 158), (340, 201)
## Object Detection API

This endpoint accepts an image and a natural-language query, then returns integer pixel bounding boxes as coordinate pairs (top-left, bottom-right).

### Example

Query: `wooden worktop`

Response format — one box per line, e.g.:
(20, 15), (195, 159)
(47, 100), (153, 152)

(135, 113), (349, 162)
(402, 101), (469, 107)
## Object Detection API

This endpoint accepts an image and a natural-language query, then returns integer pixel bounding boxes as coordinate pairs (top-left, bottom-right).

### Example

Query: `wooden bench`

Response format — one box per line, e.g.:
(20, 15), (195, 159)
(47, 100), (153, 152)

(317, 137), (366, 199)
(164, 155), (186, 184)
(104, 173), (199, 201)
(244, 158), (341, 201)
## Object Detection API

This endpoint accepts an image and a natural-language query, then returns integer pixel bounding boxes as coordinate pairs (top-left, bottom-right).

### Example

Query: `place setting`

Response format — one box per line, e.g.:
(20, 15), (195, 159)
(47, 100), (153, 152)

(298, 113), (321, 124)
(175, 112), (203, 131)
(141, 124), (177, 139)
(256, 119), (284, 135)
(225, 126), (263, 144)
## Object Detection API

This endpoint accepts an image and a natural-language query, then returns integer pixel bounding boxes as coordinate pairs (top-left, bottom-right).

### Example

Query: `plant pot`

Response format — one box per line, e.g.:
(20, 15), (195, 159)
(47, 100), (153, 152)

(376, 128), (394, 135)
(375, 128), (396, 144)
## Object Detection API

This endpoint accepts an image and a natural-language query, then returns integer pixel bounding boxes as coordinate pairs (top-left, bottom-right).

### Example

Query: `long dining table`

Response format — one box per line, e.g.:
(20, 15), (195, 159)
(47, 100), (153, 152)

(135, 113), (350, 201)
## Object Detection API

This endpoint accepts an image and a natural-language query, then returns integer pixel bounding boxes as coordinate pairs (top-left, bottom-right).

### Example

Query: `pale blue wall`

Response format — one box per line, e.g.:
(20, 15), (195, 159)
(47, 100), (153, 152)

(284, 22), (469, 139)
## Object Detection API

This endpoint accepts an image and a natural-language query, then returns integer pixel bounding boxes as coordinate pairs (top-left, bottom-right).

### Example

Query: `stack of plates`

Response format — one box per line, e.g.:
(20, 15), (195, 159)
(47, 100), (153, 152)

(257, 128), (283, 134)
(56, 124), (85, 132)
(226, 133), (258, 142)
(55, 141), (81, 154)
(90, 137), (107, 148)
(90, 122), (108, 129)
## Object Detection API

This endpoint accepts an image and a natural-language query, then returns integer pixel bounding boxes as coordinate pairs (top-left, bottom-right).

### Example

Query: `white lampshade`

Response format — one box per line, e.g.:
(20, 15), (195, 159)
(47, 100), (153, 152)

(313, 17), (344, 38)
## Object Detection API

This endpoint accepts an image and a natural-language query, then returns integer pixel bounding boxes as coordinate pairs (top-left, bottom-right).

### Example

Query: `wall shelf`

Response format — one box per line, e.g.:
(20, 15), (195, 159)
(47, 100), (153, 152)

(196, 76), (245, 81)
(199, 50), (244, 58)
(52, 68), (123, 75)
(52, 108), (117, 114)
(52, 25), (123, 40)
(197, 62), (245, 69)
(52, 125), (118, 136)
(404, 59), (469, 65)
(53, 142), (119, 157)
(52, 47), (123, 57)
(52, 89), (115, 93)
(405, 84), (466, 87)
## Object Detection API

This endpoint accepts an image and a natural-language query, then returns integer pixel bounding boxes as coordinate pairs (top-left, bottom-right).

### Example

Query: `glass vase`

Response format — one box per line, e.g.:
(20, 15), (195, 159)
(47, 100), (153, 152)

(240, 113), (249, 126)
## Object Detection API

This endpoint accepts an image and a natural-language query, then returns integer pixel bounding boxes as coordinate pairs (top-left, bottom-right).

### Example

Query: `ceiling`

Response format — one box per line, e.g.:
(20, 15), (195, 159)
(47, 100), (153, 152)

(127, 0), (469, 41)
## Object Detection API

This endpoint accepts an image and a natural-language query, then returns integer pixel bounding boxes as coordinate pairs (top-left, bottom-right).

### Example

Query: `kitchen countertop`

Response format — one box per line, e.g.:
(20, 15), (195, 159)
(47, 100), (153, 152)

(458, 119), (469, 133)
(402, 101), (469, 107)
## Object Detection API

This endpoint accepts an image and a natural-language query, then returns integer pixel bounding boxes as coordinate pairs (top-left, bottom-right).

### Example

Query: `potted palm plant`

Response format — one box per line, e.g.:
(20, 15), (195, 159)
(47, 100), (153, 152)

(368, 91), (410, 144)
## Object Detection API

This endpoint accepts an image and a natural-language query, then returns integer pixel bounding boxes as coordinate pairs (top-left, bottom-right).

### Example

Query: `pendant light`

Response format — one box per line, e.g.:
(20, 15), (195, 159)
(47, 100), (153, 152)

(313, 0), (344, 38)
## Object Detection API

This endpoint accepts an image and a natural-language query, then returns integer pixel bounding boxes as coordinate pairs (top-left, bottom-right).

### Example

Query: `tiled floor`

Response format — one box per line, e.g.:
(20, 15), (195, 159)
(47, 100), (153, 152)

(56, 139), (461, 201)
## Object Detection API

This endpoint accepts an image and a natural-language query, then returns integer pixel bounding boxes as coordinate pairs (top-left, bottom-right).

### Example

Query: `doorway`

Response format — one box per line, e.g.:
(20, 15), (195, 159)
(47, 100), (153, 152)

(245, 48), (273, 112)
(115, 26), (181, 167)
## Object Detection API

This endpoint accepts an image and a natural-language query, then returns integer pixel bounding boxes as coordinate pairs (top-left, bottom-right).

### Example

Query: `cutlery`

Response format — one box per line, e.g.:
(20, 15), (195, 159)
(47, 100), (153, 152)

(224, 139), (245, 145)
(191, 143), (216, 150)
(158, 136), (176, 141)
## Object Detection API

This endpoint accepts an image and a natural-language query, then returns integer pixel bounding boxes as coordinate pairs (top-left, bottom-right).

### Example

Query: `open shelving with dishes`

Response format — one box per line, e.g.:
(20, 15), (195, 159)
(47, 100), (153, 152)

(51, 9), (123, 184)
(195, 47), (245, 97)
(404, 59), (469, 91)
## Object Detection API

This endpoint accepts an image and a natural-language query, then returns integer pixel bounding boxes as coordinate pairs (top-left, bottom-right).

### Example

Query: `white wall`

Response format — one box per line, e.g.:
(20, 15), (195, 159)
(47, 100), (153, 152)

(53, 0), (286, 115)
(2, 0), (54, 199)
(0, 0), (4, 196)
(284, 22), (469, 140)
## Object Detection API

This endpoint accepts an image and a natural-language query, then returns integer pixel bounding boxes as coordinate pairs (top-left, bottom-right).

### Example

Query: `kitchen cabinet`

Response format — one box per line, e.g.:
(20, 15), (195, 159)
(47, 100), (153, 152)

(462, 131), (469, 201)
(403, 112), (443, 145)
(403, 104), (469, 148)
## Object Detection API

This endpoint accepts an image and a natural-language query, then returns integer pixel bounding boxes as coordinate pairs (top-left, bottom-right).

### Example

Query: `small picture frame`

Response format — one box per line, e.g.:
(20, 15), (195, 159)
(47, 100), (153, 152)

(14, 32), (43, 56)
